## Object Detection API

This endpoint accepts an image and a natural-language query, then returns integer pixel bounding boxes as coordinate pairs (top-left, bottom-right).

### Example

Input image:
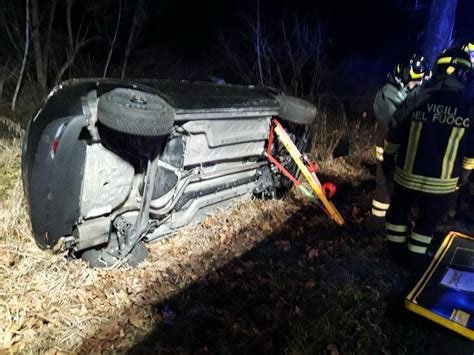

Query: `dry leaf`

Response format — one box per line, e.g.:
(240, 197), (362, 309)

(128, 310), (145, 329)
(0, 330), (14, 350)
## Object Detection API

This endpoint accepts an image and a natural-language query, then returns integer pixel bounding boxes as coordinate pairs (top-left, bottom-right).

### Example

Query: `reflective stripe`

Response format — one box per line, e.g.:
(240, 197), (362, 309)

(394, 167), (458, 194)
(410, 231), (432, 245)
(386, 222), (408, 232)
(436, 56), (471, 68)
(372, 199), (390, 210)
(387, 234), (407, 243)
(375, 146), (384, 154)
(395, 167), (458, 186)
(441, 127), (464, 179)
(384, 140), (399, 155)
(408, 242), (427, 254)
(375, 152), (384, 162)
(463, 157), (474, 170)
(372, 208), (386, 217)
(404, 121), (423, 173)
(410, 67), (423, 79)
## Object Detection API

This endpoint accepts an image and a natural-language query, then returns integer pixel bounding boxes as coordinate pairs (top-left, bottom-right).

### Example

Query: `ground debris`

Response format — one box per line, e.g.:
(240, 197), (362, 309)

(0, 137), (437, 353)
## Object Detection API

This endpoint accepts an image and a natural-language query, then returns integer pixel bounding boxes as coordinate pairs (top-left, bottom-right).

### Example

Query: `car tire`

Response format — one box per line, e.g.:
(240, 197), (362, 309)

(276, 94), (317, 125)
(98, 88), (175, 136)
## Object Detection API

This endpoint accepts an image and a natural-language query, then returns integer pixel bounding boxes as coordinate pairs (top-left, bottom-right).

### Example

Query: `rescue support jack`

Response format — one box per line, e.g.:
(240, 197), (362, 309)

(265, 119), (345, 225)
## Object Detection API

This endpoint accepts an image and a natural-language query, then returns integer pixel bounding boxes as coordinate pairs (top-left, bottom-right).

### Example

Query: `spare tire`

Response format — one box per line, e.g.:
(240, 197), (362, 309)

(276, 94), (317, 125)
(98, 88), (175, 136)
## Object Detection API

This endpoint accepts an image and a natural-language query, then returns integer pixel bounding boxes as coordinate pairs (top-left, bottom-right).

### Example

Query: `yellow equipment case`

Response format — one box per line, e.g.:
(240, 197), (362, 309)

(406, 231), (474, 341)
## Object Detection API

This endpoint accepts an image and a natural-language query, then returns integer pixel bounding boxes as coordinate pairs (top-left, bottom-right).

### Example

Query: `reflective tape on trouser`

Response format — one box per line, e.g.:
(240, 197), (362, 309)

(387, 234), (407, 243)
(410, 231), (432, 244)
(372, 208), (386, 217)
(407, 231), (432, 255)
(375, 146), (384, 162)
(372, 199), (390, 210)
(386, 223), (408, 243)
(372, 199), (389, 217)
(407, 242), (427, 255)
(386, 222), (408, 233)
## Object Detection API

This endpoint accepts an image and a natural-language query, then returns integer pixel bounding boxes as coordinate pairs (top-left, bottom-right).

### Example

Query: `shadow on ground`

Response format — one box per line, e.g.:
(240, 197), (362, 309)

(85, 174), (474, 354)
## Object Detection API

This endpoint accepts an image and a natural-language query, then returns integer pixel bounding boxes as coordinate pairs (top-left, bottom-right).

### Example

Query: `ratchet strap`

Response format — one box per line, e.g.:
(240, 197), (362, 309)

(265, 119), (345, 225)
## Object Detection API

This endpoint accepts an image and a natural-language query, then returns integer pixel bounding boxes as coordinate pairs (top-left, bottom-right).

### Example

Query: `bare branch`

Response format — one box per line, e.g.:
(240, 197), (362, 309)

(121, 0), (143, 79)
(12, 0), (30, 113)
(103, 0), (122, 77)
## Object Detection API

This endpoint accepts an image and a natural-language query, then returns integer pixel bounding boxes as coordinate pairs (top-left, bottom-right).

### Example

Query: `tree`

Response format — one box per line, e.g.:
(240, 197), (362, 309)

(121, 0), (144, 79)
(12, 0), (30, 112)
(421, 0), (457, 64)
(30, 0), (57, 89)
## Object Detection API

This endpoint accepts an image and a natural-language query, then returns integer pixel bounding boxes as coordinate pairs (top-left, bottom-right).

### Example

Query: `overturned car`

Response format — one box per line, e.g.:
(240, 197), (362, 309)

(22, 79), (317, 266)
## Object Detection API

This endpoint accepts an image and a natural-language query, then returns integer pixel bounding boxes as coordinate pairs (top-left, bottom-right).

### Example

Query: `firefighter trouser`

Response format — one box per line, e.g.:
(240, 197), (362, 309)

(372, 122), (390, 218)
(385, 183), (452, 258)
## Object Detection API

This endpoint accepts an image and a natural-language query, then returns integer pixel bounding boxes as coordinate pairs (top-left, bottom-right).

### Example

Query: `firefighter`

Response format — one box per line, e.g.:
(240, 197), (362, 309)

(461, 41), (474, 217)
(383, 46), (474, 271)
(371, 55), (429, 222)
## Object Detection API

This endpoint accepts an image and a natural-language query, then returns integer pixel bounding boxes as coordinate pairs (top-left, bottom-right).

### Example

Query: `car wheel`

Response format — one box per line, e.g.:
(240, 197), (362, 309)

(98, 88), (175, 136)
(276, 94), (317, 125)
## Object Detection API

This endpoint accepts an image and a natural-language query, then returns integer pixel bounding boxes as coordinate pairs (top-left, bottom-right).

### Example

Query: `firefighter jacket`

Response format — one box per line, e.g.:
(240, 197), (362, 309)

(383, 74), (474, 194)
(373, 80), (409, 128)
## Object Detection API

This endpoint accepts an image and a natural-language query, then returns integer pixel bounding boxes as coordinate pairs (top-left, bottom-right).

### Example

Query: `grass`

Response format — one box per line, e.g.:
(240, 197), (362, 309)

(0, 108), (445, 353)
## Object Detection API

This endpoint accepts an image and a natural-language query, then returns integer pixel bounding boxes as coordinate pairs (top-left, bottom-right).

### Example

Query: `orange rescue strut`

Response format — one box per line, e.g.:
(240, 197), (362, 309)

(265, 119), (345, 225)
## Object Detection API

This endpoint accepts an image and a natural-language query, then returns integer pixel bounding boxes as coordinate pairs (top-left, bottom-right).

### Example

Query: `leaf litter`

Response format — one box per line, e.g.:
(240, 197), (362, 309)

(0, 134), (443, 353)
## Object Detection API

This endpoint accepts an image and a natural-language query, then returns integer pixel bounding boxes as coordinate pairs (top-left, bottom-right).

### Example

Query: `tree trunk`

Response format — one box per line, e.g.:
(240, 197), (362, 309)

(421, 0), (457, 65)
(30, 0), (46, 88)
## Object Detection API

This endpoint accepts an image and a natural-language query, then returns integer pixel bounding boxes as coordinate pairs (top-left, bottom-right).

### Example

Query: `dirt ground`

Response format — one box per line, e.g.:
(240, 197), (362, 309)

(1, 133), (474, 354)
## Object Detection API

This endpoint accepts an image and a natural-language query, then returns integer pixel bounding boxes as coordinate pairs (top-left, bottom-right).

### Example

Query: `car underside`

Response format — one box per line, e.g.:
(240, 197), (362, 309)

(22, 78), (317, 266)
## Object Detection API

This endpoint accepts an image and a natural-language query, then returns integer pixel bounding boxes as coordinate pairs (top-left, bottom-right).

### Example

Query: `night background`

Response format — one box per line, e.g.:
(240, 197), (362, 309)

(1, 0), (474, 353)
(0, 0), (473, 107)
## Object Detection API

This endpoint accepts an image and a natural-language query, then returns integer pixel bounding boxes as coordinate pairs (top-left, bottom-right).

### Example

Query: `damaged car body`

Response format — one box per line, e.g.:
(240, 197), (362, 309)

(22, 78), (317, 266)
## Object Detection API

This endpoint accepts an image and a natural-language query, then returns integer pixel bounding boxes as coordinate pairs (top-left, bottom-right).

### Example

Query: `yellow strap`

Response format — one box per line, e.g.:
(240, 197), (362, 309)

(274, 123), (345, 225)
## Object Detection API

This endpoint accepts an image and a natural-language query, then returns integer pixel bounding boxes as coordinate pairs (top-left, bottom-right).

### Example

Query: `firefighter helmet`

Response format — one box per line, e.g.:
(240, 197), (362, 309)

(435, 46), (472, 81)
(461, 41), (474, 63)
(392, 54), (429, 88)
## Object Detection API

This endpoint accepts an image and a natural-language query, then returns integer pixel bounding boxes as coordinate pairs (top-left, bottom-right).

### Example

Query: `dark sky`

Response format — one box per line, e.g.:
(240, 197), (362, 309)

(148, 0), (413, 58)
(147, 0), (473, 61)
